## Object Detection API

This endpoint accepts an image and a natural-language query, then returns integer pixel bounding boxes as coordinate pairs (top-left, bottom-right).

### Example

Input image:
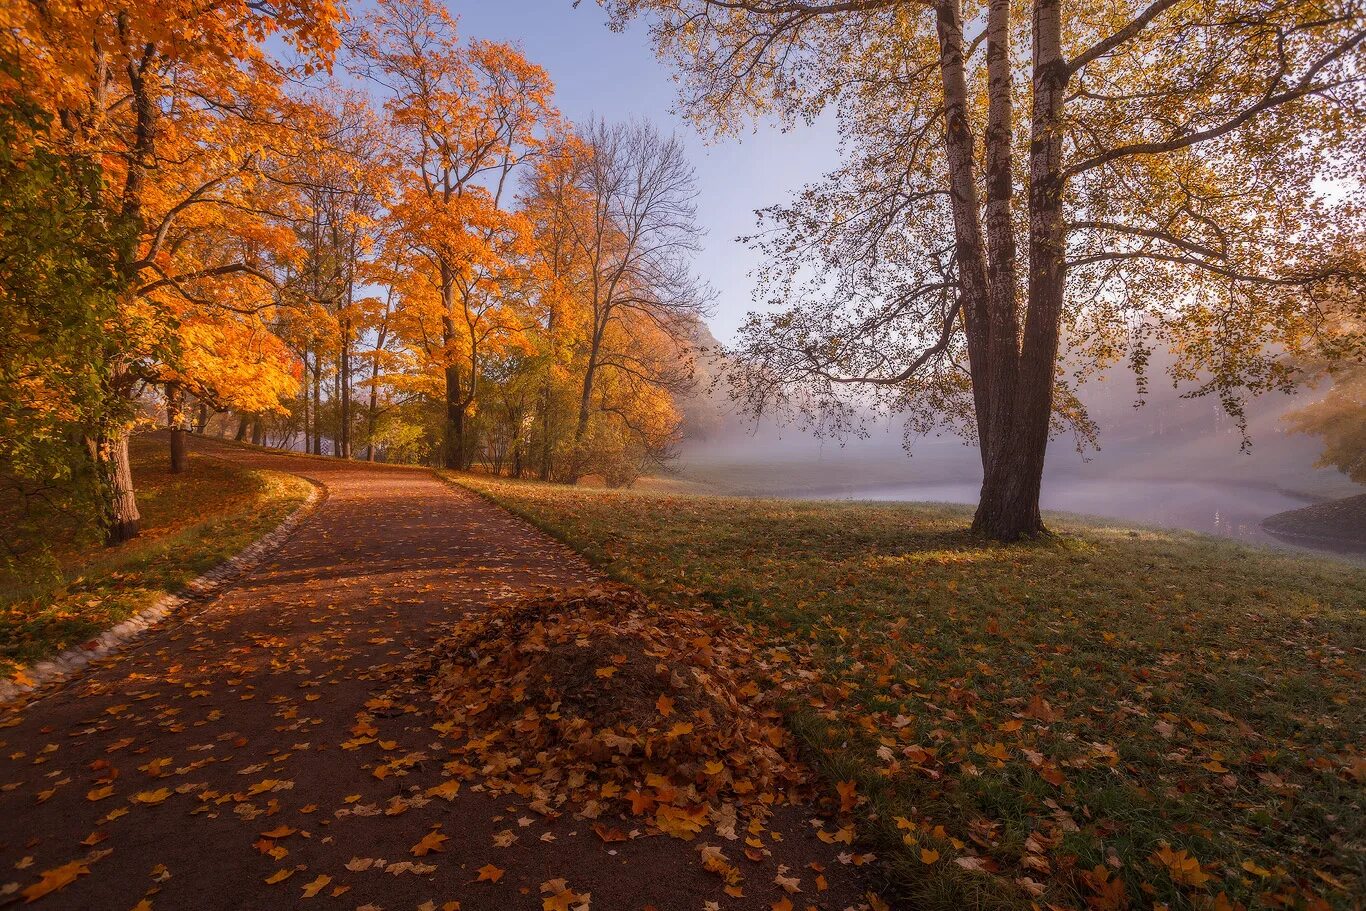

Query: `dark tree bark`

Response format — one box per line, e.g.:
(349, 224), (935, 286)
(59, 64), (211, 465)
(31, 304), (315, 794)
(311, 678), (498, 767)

(440, 302), (476, 470)
(312, 357), (323, 455)
(235, 414), (249, 442)
(166, 384), (189, 474)
(338, 325), (351, 458)
(101, 431), (140, 544)
(444, 361), (465, 470)
(972, 0), (1069, 541)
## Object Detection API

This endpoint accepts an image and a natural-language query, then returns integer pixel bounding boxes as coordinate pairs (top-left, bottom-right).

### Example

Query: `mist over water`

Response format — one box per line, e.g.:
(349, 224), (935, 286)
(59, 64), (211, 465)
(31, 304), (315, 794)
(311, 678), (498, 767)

(675, 365), (1365, 559)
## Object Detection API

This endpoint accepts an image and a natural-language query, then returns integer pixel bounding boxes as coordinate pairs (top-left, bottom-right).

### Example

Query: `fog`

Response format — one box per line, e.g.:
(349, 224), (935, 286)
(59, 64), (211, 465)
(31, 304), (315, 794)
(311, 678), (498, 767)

(673, 364), (1364, 557)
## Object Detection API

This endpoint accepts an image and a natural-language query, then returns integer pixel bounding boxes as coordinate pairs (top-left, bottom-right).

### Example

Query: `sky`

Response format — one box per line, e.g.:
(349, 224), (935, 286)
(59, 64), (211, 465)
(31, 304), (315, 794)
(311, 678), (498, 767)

(444, 0), (840, 343)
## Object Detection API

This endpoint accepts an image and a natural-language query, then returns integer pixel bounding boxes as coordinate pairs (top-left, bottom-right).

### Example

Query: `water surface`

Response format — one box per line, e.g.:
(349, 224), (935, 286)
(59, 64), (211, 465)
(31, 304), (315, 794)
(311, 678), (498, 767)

(791, 478), (1364, 561)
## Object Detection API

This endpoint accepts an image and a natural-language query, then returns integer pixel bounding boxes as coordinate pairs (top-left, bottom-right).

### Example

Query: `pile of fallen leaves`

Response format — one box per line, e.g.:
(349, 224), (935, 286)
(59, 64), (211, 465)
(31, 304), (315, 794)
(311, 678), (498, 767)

(394, 585), (816, 843)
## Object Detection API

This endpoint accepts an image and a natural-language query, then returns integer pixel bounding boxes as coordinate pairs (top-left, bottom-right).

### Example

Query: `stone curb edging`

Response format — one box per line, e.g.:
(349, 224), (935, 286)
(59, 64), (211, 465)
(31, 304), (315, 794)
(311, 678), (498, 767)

(0, 478), (324, 707)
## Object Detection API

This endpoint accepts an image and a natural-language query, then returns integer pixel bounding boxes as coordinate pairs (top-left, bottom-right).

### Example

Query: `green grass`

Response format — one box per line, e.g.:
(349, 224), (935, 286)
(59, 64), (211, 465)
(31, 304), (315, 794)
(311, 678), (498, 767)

(0, 433), (312, 678)
(454, 475), (1366, 911)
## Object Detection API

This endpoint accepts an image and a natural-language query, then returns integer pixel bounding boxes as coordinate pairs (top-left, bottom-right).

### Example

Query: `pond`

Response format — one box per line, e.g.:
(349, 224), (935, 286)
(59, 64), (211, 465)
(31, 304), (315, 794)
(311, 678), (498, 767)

(788, 477), (1365, 561)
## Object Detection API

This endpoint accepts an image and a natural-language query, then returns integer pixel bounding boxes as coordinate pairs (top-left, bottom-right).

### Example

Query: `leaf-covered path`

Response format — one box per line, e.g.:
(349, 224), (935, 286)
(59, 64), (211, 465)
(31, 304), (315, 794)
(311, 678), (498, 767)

(0, 440), (867, 910)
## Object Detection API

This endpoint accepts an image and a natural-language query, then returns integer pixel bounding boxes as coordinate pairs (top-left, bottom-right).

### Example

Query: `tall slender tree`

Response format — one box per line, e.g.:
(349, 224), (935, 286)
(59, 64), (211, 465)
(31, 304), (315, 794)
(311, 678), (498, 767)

(564, 119), (709, 473)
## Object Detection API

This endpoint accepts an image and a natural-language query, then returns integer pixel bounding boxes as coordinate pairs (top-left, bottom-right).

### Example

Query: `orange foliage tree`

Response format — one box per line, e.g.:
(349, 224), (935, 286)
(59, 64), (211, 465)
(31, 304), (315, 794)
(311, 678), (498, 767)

(2, 0), (345, 540)
(351, 0), (558, 469)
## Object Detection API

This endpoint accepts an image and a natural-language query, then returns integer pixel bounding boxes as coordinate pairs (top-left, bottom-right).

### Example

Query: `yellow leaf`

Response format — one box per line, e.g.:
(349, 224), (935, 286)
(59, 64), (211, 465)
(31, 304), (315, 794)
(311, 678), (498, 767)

(1152, 845), (1211, 887)
(264, 869), (295, 885)
(133, 788), (172, 805)
(301, 874), (331, 898)
(836, 780), (857, 812)
(426, 779), (461, 801)
(21, 859), (90, 902)
(412, 831), (449, 856)
(260, 826), (296, 839)
(476, 864), (504, 883)
(541, 886), (587, 911)
(920, 848), (940, 864)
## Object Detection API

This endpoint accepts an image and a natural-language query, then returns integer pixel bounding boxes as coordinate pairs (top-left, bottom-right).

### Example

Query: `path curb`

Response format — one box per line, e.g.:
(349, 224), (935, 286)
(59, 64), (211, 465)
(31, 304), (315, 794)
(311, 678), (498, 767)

(0, 479), (324, 707)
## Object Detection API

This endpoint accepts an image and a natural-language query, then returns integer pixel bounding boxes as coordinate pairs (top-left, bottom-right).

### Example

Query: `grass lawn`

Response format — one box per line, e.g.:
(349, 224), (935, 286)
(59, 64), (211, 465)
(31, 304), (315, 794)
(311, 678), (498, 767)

(0, 433), (312, 679)
(456, 475), (1365, 911)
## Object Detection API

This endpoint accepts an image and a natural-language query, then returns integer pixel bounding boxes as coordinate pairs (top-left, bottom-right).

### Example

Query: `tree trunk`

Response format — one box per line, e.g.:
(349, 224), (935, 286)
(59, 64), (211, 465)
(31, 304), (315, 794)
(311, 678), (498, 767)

(302, 352), (312, 455)
(339, 262), (354, 459)
(934, 0), (994, 457)
(102, 432), (140, 544)
(444, 363), (464, 470)
(566, 317), (608, 484)
(251, 418), (264, 446)
(166, 385), (189, 474)
(981, 0), (1021, 469)
(574, 366), (595, 444)
(312, 360), (323, 455)
(971, 0), (1069, 541)
(235, 414), (249, 442)
(365, 311), (388, 463)
(195, 402), (208, 434)
(439, 297), (466, 469)
(539, 379), (555, 481)
(365, 364), (380, 462)
(338, 332), (350, 458)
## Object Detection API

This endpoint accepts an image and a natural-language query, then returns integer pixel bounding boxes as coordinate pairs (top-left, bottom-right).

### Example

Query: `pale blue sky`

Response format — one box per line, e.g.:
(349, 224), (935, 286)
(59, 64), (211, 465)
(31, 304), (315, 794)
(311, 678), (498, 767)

(447, 0), (839, 342)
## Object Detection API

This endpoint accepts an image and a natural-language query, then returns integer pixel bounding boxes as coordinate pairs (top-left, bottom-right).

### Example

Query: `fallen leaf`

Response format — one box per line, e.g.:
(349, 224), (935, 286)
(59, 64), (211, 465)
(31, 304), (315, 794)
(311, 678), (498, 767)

(300, 874), (331, 898)
(21, 859), (90, 902)
(412, 831), (449, 856)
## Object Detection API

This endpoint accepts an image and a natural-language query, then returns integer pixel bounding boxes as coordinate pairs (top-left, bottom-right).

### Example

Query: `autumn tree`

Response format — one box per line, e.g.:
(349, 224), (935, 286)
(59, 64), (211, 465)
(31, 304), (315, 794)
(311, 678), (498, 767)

(352, 0), (558, 469)
(270, 92), (391, 458)
(599, 0), (1366, 539)
(0, 75), (124, 540)
(1288, 303), (1366, 482)
(511, 126), (706, 483)
(3, 0), (343, 539)
(560, 119), (708, 480)
(519, 138), (595, 479)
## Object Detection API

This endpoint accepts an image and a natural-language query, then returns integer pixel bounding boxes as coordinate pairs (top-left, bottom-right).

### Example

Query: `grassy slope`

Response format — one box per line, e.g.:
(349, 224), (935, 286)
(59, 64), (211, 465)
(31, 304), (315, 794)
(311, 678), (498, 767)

(0, 434), (311, 677)
(458, 476), (1365, 911)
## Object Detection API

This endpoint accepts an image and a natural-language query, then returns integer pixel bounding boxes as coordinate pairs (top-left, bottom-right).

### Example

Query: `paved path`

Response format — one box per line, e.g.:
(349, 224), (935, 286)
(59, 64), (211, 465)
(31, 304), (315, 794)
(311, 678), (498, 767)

(0, 440), (866, 911)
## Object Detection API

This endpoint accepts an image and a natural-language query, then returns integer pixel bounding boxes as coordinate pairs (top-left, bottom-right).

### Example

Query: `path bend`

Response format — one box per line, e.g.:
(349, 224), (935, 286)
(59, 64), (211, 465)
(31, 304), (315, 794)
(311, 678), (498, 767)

(0, 438), (866, 911)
